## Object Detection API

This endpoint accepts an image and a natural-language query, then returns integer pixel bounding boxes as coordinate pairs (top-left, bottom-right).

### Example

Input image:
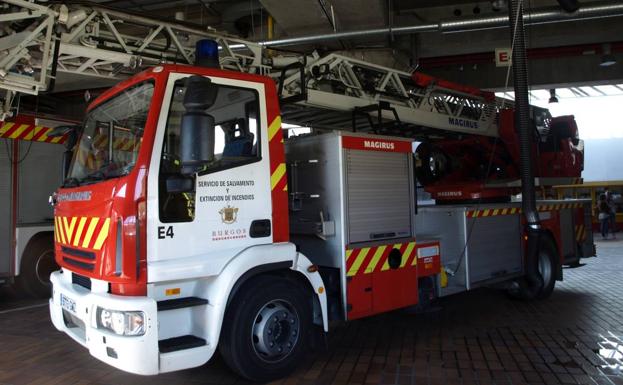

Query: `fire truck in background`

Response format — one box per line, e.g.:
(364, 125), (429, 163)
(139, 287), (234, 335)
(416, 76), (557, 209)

(0, 114), (70, 297)
(0, 1), (593, 381)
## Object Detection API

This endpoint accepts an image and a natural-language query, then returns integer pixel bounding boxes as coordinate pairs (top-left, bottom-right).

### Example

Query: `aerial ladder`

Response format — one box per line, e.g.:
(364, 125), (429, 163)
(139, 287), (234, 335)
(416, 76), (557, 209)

(0, 0), (582, 200)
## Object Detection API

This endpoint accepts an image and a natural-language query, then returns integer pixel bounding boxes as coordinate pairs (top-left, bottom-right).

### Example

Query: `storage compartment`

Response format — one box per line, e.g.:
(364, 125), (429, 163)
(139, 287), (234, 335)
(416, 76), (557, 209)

(286, 132), (417, 320)
(345, 149), (412, 243)
(416, 204), (523, 297)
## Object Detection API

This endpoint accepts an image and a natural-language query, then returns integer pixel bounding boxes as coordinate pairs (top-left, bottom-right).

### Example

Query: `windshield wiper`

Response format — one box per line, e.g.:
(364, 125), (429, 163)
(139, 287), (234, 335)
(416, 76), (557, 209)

(63, 177), (81, 188)
(79, 170), (108, 184)
(77, 162), (131, 184)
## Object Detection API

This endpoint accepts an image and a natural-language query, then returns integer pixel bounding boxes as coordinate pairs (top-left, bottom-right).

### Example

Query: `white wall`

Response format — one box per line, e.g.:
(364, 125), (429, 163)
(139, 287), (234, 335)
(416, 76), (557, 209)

(583, 138), (623, 182)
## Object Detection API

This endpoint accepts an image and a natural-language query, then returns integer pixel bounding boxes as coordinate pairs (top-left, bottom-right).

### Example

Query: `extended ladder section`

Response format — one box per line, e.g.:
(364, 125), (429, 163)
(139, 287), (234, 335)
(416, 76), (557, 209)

(0, 0), (264, 94)
(0, 0), (534, 138)
(277, 53), (512, 138)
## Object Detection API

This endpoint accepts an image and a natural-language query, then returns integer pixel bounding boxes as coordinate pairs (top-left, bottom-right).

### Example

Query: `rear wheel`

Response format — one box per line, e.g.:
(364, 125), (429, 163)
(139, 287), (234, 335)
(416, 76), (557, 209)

(508, 237), (557, 300)
(219, 275), (312, 382)
(17, 234), (57, 298)
(535, 238), (557, 299)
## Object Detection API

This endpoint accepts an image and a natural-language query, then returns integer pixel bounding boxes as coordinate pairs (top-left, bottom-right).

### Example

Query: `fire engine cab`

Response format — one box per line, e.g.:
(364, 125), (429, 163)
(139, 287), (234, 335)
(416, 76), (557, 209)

(47, 39), (593, 382)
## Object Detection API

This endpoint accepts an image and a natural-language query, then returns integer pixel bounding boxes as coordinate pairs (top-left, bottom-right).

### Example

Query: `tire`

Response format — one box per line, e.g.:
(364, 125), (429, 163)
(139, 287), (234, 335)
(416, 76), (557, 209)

(507, 237), (557, 300)
(219, 275), (312, 382)
(534, 238), (557, 299)
(17, 234), (58, 298)
(414, 143), (449, 186)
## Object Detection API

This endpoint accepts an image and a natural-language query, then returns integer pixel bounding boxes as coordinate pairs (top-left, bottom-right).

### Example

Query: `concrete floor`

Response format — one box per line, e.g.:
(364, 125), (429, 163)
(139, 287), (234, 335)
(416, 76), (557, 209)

(0, 238), (622, 385)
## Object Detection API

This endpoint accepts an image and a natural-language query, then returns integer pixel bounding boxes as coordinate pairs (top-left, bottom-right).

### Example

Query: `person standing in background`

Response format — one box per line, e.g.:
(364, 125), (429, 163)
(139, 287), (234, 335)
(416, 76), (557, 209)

(606, 188), (617, 238)
(598, 194), (611, 240)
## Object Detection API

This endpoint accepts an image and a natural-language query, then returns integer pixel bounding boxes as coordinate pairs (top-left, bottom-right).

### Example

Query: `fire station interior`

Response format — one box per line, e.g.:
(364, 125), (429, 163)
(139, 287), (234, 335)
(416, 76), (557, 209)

(1, 0), (623, 384)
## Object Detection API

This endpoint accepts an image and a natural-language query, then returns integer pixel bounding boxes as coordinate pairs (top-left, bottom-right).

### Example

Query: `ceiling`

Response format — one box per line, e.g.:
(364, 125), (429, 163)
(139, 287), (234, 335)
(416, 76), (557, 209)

(83, 0), (623, 89)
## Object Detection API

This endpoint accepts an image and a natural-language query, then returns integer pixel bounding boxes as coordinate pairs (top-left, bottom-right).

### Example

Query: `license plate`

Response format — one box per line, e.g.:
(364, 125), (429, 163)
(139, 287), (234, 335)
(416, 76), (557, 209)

(60, 294), (76, 314)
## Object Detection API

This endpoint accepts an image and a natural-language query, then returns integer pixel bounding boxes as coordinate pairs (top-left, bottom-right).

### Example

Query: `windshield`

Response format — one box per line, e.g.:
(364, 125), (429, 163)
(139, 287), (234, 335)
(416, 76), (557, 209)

(67, 81), (154, 185)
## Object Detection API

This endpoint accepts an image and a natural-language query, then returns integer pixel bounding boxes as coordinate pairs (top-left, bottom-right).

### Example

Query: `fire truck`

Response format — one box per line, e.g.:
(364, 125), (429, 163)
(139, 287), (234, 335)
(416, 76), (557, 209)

(0, 1), (593, 381)
(0, 114), (70, 297)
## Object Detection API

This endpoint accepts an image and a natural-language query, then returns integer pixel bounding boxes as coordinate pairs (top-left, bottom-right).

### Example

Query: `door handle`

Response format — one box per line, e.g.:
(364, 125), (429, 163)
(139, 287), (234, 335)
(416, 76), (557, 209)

(250, 219), (271, 238)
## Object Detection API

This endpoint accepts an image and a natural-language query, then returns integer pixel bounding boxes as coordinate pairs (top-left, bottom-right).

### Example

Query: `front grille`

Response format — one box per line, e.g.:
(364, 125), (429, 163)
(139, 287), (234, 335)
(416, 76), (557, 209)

(62, 246), (95, 271)
(62, 246), (95, 260)
(72, 272), (91, 290)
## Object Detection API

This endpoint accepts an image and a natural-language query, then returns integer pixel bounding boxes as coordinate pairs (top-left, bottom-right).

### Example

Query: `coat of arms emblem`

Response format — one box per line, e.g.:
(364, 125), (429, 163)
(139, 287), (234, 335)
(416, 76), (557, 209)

(219, 205), (239, 224)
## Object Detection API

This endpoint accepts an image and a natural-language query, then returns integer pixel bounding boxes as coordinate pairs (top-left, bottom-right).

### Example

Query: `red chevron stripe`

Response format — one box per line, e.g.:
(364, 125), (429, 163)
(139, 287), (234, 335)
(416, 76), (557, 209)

(374, 244), (396, 273)
(15, 126), (34, 140)
(345, 248), (361, 272)
(2, 123), (21, 138)
(405, 243), (418, 266)
(31, 126), (47, 141)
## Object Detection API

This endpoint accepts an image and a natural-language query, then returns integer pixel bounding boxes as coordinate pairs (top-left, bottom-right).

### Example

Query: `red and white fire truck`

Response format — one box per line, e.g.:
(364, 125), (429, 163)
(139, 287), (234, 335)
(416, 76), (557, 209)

(46, 61), (593, 381)
(0, 1), (592, 381)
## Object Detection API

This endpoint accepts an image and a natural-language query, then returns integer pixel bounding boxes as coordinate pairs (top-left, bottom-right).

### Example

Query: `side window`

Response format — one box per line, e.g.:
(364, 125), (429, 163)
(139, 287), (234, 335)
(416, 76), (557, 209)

(158, 78), (261, 223)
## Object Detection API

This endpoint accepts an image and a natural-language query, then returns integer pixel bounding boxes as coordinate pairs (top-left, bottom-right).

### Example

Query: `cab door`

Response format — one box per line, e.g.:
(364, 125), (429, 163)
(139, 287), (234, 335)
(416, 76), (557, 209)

(146, 72), (273, 278)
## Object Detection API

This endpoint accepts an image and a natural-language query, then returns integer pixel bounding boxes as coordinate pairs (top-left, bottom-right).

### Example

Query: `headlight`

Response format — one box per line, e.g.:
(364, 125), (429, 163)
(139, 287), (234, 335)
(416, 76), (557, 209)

(96, 307), (145, 336)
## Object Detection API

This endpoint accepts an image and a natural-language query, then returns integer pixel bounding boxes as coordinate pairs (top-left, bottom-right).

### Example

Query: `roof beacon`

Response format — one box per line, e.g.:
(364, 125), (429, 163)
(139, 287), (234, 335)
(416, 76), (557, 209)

(195, 39), (220, 68)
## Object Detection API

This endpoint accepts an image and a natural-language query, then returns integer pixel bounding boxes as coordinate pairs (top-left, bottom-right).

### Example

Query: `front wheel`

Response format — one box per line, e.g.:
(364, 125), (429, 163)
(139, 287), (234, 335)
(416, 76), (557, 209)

(219, 275), (312, 382)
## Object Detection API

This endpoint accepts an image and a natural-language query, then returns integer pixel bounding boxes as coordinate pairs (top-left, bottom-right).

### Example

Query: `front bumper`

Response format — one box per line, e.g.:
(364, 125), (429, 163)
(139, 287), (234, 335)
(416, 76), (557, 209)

(49, 269), (159, 375)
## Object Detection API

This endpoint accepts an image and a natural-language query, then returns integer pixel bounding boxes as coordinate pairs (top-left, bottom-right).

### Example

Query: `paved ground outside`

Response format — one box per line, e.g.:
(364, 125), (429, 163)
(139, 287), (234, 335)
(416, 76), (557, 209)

(0, 237), (622, 385)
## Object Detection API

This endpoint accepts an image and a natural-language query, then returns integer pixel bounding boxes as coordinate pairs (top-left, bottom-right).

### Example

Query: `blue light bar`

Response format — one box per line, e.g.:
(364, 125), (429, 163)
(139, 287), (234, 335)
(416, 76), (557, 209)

(195, 39), (220, 68)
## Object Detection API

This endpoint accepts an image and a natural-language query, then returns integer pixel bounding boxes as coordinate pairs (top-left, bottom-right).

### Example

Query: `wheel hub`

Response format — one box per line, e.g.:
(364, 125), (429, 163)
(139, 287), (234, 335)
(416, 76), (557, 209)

(252, 299), (300, 362)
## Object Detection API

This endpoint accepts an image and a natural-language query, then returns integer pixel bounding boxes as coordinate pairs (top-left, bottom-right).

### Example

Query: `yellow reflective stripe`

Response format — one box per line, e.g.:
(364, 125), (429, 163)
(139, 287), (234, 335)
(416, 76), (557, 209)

(53, 217), (60, 243)
(404, 242), (416, 266)
(38, 129), (51, 142)
(270, 163), (286, 190)
(93, 218), (110, 250)
(365, 246), (386, 273)
(8, 124), (29, 139)
(50, 135), (63, 144)
(345, 249), (354, 262)
(67, 217), (77, 244)
(82, 218), (99, 248)
(483, 209), (491, 217)
(58, 217), (67, 244)
(347, 248), (370, 277)
(28, 126), (43, 140)
(400, 242), (413, 269)
(62, 217), (76, 245)
(268, 116), (282, 141)
(73, 217), (87, 246)
(0, 122), (14, 135)
(492, 209), (499, 216)
(382, 244), (402, 271)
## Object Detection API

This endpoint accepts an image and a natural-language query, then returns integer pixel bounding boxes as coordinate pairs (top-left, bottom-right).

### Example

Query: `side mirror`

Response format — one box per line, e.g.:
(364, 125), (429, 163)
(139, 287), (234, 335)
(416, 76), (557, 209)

(48, 124), (82, 181)
(48, 124), (82, 150)
(166, 175), (194, 193)
(180, 76), (218, 175)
